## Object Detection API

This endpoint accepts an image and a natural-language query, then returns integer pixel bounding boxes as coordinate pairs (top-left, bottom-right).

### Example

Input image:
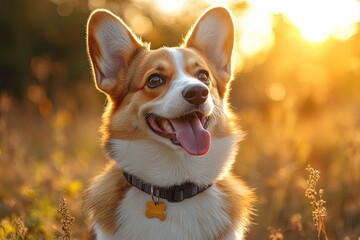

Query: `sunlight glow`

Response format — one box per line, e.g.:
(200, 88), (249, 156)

(138, 0), (359, 72)
(155, 0), (185, 14)
(148, 0), (354, 71)
(236, 6), (274, 57)
(280, 0), (360, 42)
(149, 0), (360, 69)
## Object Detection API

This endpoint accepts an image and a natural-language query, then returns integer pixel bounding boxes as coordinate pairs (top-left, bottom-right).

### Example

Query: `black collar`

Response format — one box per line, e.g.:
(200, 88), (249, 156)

(123, 172), (212, 203)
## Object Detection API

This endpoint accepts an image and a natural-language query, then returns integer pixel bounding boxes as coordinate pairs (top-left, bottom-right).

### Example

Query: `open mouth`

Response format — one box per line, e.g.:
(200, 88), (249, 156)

(146, 112), (211, 156)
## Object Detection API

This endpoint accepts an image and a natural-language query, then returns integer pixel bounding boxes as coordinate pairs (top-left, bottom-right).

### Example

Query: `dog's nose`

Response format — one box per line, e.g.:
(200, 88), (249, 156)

(182, 85), (209, 106)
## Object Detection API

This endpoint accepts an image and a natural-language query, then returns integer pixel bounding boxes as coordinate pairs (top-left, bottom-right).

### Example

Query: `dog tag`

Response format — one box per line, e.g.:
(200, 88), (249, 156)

(145, 200), (167, 221)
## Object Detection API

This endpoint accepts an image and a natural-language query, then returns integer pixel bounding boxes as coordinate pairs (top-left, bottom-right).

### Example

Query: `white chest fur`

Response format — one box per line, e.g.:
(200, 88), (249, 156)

(94, 185), (242, 240)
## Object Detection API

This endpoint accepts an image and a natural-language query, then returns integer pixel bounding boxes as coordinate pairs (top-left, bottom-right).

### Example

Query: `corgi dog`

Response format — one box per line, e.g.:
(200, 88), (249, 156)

(85, 6), (254, 240)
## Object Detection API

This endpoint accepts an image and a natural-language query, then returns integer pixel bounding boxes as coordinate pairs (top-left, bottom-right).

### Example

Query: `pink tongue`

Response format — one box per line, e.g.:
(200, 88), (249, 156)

(169, 115), (211, 156)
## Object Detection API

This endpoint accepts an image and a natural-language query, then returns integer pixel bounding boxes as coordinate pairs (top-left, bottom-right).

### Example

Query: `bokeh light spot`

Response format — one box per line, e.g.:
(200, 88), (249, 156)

(57, 2), (74, 16)
(88, 0), (106, 10)
(31, 56), (52, 82)
(131, 15), (153, 36)
(39, 98), (53, 117)
(27, 85), (46, 104)
(266, 82), (286, 101)
(0, 94), (13, 112)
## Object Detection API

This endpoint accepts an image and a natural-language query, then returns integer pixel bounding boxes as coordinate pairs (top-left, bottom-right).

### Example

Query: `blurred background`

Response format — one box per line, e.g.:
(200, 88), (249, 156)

(1, 0), (360, 239)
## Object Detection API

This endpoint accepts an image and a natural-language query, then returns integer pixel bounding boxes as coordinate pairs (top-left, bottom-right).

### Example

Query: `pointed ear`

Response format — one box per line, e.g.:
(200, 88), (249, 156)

(87, 9), (144, 97)
(184, 7), (234, 96)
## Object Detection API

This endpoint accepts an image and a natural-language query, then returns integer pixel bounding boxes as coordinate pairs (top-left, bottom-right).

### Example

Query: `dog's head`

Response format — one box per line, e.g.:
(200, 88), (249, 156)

(87, 7), (242, 185)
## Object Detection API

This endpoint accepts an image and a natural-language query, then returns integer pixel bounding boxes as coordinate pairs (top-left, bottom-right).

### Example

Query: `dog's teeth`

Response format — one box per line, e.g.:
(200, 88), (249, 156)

(164, 120), (174, 133)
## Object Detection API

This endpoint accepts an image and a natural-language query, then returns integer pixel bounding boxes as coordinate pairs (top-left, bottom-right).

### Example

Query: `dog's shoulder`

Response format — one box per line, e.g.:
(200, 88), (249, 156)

(84, 161), (130, 235)
(215, 174), (256, 237)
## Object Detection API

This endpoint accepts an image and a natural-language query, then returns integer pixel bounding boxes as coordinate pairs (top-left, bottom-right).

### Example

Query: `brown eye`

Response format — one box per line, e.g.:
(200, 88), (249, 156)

(147, 74), (165, 88)
(197, 70), (210, 85)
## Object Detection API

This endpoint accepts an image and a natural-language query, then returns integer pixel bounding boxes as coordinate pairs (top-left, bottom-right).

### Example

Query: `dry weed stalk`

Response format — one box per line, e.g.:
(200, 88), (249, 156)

(305, 165), (328, 240)
(57, 198), (75, 240)
(14, 218), (27, 240)
(268, 227), (284, 240)
(289, 213), (303, 233)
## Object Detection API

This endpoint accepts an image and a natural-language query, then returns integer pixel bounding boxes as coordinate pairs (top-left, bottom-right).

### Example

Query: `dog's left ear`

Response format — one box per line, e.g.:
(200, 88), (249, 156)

(184, 7), (234, 97)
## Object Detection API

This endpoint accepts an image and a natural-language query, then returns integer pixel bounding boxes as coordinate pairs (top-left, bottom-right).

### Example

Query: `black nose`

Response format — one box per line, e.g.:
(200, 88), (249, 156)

(182, 85), (209, 106)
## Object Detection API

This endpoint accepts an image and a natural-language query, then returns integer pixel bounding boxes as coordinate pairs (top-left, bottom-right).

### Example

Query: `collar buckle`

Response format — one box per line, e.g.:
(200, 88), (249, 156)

(170, 185), (184, 202)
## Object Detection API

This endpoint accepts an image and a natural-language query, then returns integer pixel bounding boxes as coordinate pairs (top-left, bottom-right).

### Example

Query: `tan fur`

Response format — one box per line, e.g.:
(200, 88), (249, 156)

(214, 176), (255, 239)
(84, 162), (130, 234)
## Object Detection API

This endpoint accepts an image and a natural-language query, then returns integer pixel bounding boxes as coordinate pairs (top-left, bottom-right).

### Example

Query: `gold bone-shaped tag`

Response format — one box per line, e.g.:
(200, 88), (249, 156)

(145, 199), (167, 221)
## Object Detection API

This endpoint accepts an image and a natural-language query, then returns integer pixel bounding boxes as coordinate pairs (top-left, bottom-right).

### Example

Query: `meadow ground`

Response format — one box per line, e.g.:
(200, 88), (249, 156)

(1, 56), (360, 239)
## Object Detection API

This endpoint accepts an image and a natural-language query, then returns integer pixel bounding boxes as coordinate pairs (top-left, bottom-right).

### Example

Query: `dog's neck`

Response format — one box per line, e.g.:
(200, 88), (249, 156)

(109, 136), (241, 187)
(123, 172), (212, 203)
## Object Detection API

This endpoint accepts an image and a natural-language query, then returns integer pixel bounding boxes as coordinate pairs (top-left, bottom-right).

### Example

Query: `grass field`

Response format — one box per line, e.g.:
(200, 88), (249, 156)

(1, 53), (360, 238)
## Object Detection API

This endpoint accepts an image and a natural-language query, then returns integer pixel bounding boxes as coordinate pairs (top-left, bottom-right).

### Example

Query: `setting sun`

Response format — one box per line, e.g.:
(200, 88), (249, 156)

(153, 0), (360, 44)
(281, 0), (360, 42)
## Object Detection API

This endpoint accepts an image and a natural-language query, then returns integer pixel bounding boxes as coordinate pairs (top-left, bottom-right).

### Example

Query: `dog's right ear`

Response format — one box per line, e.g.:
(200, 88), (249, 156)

(87, 9), (144, 97)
